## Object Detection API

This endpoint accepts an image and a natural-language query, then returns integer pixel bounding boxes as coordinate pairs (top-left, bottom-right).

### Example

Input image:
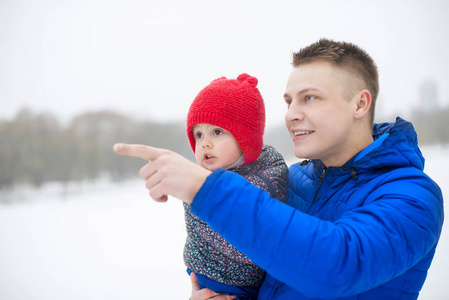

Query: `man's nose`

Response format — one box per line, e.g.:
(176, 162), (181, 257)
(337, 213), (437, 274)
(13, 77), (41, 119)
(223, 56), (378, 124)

(285, 101), (305, 122)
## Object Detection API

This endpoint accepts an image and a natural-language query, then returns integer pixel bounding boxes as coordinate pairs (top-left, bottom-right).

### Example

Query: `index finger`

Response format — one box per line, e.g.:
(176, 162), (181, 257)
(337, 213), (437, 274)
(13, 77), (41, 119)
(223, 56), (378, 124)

(113, 143), (165, 161)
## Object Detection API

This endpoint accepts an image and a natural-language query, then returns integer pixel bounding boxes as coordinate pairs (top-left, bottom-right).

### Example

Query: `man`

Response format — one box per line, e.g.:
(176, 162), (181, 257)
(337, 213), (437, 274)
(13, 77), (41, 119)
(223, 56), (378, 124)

(114, 39), (444, 299)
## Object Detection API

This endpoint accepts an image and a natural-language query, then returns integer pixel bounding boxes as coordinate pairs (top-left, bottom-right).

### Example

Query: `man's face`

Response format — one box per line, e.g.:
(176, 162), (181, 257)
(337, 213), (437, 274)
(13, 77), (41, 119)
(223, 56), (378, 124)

(284, 61), (361, 167)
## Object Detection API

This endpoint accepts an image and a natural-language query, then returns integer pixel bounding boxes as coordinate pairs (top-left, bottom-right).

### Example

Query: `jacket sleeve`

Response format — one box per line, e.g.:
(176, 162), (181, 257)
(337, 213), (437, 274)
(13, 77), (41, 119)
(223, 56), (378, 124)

(190, 168), (444, 298)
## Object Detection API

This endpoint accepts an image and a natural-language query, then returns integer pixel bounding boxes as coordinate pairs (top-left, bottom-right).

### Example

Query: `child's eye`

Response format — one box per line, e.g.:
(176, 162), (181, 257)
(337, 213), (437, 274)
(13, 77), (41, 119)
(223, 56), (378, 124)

(194, 132), (204, 139)
(305, 95), (316, 102)
(284, 99), (292, 107)
(213, 129), (223, 136)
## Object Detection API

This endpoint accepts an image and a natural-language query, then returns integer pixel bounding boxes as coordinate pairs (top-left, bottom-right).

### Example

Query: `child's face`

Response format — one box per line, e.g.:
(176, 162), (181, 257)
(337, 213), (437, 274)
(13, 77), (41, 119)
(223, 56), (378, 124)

(193, 123), (243, 171)
(284, 60), (362, 167)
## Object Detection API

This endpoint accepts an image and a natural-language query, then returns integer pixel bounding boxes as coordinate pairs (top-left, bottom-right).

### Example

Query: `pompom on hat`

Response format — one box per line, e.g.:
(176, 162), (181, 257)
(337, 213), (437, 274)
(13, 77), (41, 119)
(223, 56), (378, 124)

(186, 73), (266, 166)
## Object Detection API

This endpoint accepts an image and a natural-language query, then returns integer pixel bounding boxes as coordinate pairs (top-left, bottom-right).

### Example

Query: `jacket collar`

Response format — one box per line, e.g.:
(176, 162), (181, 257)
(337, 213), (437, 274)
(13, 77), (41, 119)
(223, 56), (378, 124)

(309, 117), (425, 179)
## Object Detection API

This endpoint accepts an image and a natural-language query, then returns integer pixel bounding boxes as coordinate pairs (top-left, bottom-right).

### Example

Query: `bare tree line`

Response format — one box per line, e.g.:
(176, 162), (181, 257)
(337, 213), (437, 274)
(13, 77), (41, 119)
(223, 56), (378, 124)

(0, 109), (193, 189)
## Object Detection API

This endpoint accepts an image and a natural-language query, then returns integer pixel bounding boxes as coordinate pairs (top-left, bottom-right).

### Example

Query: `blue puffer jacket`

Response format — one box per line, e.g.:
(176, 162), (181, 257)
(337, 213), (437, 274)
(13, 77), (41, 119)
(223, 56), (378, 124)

(191, 118), (444, 299)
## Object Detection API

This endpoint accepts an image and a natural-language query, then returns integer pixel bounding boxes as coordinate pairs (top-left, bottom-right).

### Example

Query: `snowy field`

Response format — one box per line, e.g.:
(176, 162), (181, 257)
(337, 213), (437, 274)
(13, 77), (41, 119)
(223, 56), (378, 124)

(0, 145), (448, 300)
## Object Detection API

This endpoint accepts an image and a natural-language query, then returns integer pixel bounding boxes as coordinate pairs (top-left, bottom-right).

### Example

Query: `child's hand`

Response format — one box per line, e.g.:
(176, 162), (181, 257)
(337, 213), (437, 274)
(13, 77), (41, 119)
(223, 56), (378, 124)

(113, 143), (211, 203)
(190, 273), (237, 300)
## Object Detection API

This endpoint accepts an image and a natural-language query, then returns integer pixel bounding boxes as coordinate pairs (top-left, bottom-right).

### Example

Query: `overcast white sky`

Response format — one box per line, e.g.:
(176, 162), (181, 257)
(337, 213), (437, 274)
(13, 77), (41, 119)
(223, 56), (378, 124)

(1, 0), (448, 128)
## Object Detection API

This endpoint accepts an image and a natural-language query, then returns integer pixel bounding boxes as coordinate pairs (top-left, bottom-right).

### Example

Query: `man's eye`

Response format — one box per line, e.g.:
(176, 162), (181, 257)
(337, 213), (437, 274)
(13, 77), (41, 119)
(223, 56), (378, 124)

(285, 99), (292, 107)
(213, 129), (223, 136)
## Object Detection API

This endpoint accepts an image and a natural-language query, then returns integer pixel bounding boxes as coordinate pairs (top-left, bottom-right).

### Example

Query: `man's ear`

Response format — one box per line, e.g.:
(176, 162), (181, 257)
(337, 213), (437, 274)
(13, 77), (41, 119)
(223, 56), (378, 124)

(354, 89), (372, 120)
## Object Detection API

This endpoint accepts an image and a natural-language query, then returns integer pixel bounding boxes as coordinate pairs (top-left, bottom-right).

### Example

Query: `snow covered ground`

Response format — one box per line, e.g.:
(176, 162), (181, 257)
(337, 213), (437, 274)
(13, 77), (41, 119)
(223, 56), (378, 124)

(0, 180), (190, 300)
(0, 145), (448, 300)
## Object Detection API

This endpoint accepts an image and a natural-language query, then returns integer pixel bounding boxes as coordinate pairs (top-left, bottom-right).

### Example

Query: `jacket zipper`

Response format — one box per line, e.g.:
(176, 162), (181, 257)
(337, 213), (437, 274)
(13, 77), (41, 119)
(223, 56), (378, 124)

(270, 166), (327, 298)
(307, 167), (327, 214)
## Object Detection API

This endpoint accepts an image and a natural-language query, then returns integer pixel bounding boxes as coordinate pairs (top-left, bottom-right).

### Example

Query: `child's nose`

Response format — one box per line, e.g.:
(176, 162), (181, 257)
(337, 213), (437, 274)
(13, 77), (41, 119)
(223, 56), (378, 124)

(201, 138), (212, 148)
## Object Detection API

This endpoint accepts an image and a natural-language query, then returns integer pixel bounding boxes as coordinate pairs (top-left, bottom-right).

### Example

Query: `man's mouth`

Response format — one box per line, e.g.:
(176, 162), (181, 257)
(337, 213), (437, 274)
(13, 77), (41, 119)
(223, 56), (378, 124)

(293, 130), (314, 136)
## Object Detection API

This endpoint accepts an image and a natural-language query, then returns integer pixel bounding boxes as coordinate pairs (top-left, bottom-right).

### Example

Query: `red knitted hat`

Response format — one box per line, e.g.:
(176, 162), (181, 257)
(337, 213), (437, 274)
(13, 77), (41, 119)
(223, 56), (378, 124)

(186, 73), (266, 165)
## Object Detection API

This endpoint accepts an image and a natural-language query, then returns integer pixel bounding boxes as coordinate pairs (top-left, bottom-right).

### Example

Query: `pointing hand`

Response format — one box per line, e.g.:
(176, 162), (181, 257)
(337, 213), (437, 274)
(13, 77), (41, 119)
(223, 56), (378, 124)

(113, 143), (211, 203)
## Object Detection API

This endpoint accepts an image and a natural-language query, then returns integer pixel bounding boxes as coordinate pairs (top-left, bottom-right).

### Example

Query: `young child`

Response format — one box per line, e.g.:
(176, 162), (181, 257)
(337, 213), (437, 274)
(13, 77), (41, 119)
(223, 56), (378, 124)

(183, 73), (288, 299)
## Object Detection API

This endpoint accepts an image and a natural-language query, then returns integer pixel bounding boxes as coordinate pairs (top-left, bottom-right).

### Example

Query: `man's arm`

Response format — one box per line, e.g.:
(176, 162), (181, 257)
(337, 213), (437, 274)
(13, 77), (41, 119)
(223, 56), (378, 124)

(190, 168), (443, 298)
